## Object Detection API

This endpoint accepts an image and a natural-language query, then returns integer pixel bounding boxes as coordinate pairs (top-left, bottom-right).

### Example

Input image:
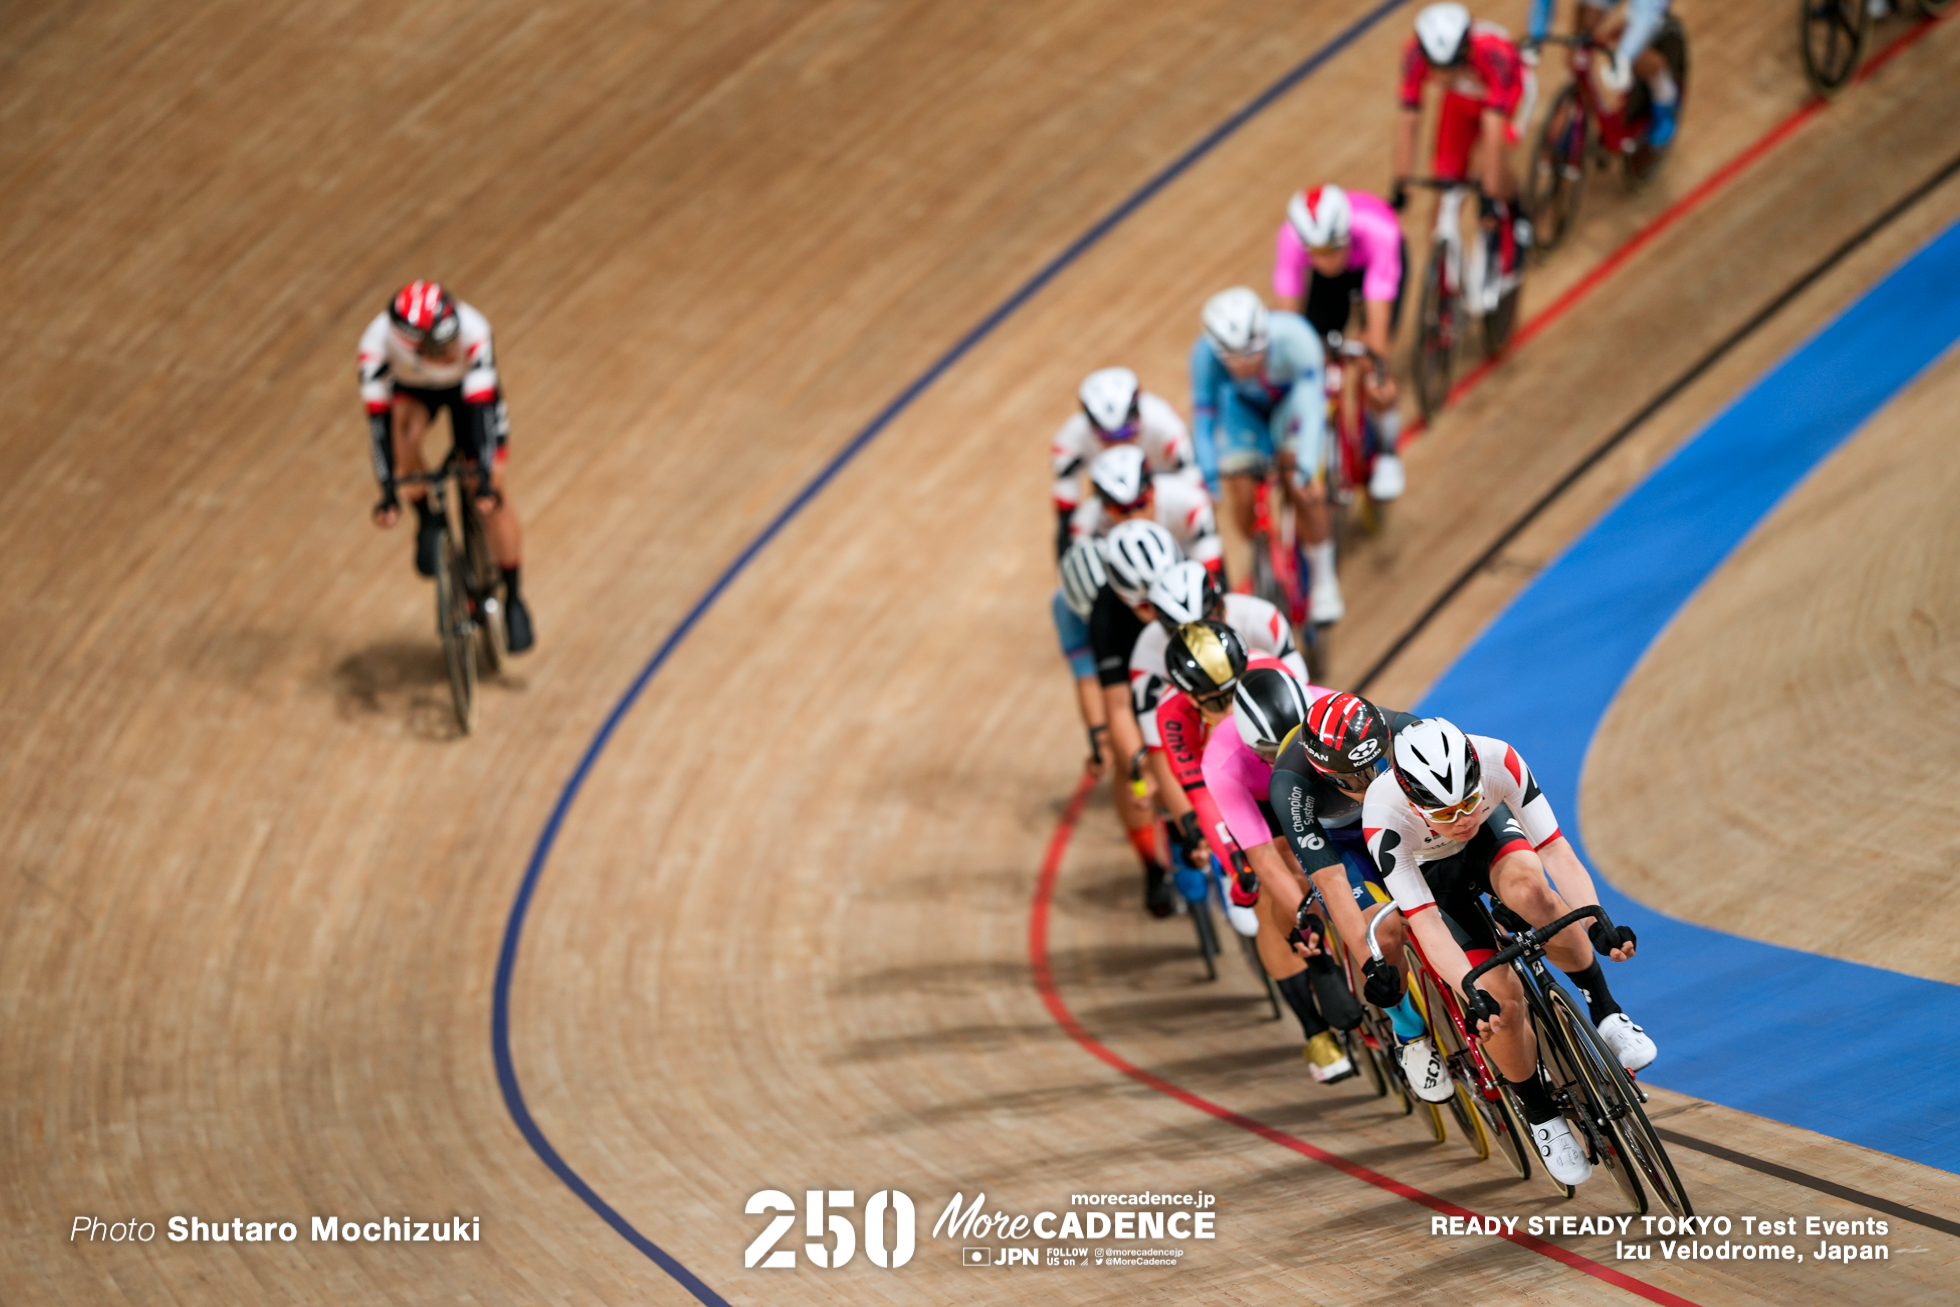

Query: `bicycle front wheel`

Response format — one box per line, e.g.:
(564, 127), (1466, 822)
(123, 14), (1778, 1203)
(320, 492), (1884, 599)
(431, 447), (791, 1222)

(1799, 0), (1867, 97)
(1553, 989), (1693, 1217)
(1412, 251), (1456, 419)
(1526, 84), (1590, 253)
(1189, 894), (1220, 981)
(461, 497), (507, 676)
(436, 533), (477, 735)
(1546, 986), (1646, 1213)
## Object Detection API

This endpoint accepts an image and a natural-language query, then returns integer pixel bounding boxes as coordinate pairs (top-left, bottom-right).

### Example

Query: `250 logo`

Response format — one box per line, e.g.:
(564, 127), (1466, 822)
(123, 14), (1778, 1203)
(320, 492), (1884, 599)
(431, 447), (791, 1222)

(744, 1190), (916, 1269)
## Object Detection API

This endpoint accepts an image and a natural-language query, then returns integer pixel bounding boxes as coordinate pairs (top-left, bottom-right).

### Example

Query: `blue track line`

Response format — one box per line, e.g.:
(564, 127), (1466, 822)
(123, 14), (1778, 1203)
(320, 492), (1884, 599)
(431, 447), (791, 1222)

(1419, 218), (1960, 1172)
(489, 0), (1413, 1296)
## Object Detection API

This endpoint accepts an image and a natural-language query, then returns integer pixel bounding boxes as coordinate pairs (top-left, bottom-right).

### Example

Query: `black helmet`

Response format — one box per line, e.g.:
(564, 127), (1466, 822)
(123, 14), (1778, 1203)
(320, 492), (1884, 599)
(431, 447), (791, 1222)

(1301, 692), (1393, 787)
(1165, 620), (1247, 707)
(1233, 666), (1311, 760)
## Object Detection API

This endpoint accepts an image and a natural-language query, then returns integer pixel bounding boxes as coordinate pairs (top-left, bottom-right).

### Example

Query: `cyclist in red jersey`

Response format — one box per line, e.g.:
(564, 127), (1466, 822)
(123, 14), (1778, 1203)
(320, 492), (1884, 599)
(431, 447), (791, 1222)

(1392, 4), (1533, 273)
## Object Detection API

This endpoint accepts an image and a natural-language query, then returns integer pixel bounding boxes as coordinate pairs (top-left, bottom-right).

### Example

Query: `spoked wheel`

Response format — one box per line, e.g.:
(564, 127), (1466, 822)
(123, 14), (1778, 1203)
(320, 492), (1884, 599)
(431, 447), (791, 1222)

(1525, 84), (1591, 253)
(1552, 989), (1693, 1216)
(462, 497), (507, 676)
(1799, 0), (1868, 97)
(435, 532), (478, 735)
(1545, 987), (1646, 1212)
(1189, 893), (1221, 981)
(1412, 251), (1456, 419)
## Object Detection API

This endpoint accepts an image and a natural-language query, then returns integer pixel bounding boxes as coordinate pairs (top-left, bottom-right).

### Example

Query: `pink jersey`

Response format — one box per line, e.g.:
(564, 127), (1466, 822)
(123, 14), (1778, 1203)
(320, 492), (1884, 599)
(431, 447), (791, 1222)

(1200, 679), (1336, 851)
(1273, 189), (1405, 306)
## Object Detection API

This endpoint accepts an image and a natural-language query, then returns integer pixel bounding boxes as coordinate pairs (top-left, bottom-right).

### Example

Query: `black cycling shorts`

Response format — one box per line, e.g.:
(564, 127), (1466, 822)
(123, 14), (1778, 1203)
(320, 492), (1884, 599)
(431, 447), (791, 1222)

(395, 384), (509, 458)
(1302, 235), (1409, 342)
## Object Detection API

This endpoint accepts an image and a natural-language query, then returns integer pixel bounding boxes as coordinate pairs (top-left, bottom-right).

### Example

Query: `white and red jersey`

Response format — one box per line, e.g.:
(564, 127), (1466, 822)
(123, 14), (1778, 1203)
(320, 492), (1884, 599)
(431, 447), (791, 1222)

(1069, 474), (1223, 572)
(1050, 391), (1196, 512)
(1362, 733), (1562, 915)
(357, 302), (498, 413)
(1129, 593), (1305, 747)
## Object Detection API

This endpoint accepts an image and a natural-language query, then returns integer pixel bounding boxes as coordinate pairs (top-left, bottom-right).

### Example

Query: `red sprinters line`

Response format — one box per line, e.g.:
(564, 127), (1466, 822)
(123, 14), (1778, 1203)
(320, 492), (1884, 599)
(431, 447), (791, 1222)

(1405, 12), (1954, 434)
(1028, 772), (1703, 1307)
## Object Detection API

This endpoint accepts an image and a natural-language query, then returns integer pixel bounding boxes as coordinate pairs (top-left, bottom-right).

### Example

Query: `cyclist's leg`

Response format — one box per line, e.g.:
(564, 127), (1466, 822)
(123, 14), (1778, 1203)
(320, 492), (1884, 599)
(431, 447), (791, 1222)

(1051, 591), (1107, 771)
(1215, 389), (1270, 541)
(1278, 384), (1342, 623)
(390, 390), (436, 501)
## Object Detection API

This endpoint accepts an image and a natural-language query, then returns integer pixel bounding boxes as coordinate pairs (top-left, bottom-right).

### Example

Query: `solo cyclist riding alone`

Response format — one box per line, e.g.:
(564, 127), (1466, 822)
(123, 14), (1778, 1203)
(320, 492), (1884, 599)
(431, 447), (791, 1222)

(360, 281), (535, 653)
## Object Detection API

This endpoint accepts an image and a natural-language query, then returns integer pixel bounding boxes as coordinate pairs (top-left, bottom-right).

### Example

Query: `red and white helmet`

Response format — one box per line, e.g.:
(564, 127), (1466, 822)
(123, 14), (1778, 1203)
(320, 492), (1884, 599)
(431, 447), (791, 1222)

(1288, 184), (1353, 250)
(1079, 367), (1142, 438)
(389, 281), (460, 349)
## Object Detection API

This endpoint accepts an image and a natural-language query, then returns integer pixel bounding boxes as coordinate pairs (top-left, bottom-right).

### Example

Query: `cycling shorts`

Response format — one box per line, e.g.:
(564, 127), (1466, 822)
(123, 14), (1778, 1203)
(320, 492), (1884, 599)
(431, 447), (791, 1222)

(396, 383), (510, 460)
(1411, 803), (1533, 963)
(1302, 235), (1410, 341)
(1213, 384), (1326, 484)
(1311, 825), (1393, 910)
(1051, 589), (1096, 680)
(1435, 90), (1522, 181)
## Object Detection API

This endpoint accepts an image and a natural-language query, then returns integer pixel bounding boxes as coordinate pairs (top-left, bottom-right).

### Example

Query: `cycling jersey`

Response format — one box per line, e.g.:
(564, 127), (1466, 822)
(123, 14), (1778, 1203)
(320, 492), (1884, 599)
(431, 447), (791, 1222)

(1154, 653), (1291, 864)
(1189, 311), (1328, 485)
(1398, 22), (1525, 115)
(358, 302), (498, 407)
(1201, 679), (1337, 851)
(1088, 585), (1147, 688)
(1269, 708), (1421, 875)
(1050, 391), (1196, 513)
(1273, 189), (1406, 308)
(1528, 0), (1671, 71)
(1068, 476), (1223, 573)
(1129, 593), (1305, 747)
(1361, 733), (1561, 916)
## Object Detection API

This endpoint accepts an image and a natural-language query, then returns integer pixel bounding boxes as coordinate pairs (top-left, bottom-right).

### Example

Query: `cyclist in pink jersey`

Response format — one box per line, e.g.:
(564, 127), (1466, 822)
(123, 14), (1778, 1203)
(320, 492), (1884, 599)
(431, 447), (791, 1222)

(1273, 184), (1408, 501)
(1199, 666), (1358, 1081)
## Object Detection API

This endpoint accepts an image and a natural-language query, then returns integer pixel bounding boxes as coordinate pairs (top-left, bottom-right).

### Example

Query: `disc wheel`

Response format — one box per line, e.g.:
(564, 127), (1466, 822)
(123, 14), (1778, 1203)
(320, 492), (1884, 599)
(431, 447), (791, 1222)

(1525, 83), (1590, 253)
(436, 532), (477, 735)
(1483, 1082), (1535, 1180)
(1799, 0), (1868, 98)
(1411, 251), (1456, 419)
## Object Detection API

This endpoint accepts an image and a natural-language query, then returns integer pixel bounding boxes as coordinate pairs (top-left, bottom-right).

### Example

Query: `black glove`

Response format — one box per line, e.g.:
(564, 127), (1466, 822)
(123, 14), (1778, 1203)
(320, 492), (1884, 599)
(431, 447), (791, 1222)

(1478, 191), (1501, 223)
(1289, 909), (1325, 955)
(1362, 956), (1403, 1007)
(1588, 917), (1637, 956)
(1389, 180), (1408, 212)
(1462, 985), (1501, 1025)
(374, 485), (400, 518)
(1175, 811), (1209, 868)
(1086, 724), (1108, 767)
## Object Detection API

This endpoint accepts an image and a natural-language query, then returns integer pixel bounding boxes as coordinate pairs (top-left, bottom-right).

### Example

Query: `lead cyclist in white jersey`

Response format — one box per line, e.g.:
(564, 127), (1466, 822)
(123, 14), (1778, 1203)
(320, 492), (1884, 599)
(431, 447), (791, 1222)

(359, 281), (534, 651)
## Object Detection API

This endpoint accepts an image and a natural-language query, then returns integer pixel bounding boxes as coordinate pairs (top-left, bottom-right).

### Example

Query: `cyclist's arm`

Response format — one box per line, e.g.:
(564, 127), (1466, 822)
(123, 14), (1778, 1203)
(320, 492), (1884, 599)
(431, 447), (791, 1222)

(1393, 109), (1420, 190)
(1187, 338), (1224, 491)
(1272, 220), (1309, 316)
(1271, 762), (1373, 959)
(1479, 109), (1509, 201)
(1244, 837), (1308, 928)
(358, 316), (396, 492)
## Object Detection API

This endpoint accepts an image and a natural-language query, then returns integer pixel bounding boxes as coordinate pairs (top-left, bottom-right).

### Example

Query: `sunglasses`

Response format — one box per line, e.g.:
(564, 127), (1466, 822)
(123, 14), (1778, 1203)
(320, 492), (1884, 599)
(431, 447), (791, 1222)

(1191, 686), (1235, 714)
(1314, 757), (1385, 793)
(1415, 789), (1484, 825)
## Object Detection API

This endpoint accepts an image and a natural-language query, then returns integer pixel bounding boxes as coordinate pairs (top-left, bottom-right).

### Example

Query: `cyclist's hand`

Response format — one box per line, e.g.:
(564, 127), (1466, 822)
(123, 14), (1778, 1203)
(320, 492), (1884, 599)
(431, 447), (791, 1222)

(475, 488), (503, 513)
(373, 491), (400, 529)
(1520, 40), (1540, 66)
(1389, 179), (1409, 212)
(1463, 984), (1502, 1035)
(1364, 369), (1398, 408)
(1362, 956), (1403, 1007)
(1084, 724), (1110, 779)
(1228, 867), (1259, 909)
(1588, 917), (1637, 962)
(1174, 811), (1209, 868)
(1289, 908), (1327, 958)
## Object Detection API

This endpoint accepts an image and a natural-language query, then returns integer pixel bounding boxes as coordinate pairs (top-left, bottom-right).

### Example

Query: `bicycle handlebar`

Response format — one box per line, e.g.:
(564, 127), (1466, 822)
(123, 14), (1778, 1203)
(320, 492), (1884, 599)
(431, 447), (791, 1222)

(1461, 904), (1615, 994)
(1402, 176), (1489, 197)
(1365, 904), (1400, 964)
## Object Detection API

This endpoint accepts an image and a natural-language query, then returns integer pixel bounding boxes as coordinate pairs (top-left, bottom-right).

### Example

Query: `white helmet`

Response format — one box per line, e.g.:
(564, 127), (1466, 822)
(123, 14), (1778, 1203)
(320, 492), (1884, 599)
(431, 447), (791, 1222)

(1288, 184), (1353, 249)
(1058, 538), (1107, 619)
(1078, 367), (1142, 437)
(1392, 717), (1483, 811)
(1201, 287), (1270, 356)
(1088, 443), (1150, 510)
(1147, 559), (1221, 627)
(1233, 666), (1310, 759)
(1103, 519), (1181, 605)
(1414, 3), (1472, 65)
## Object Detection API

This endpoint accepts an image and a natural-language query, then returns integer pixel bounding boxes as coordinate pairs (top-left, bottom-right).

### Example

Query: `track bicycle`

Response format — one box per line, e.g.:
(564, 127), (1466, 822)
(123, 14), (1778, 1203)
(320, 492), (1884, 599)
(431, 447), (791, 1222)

(1318, 902), (1450, 1139)
(1225, 850), (1287, 1021)
(1800, 0), (1949, 97)
(1383, 907), (1535, 1173)
(1463, 904), (1694, 1215)
(1406, 178), (1527, 420)
(1524, 22), (1691, 253)
(389, 455), (508, 734)
(1320, 329), (1393, 539)
(1245, 471), (1329, 681)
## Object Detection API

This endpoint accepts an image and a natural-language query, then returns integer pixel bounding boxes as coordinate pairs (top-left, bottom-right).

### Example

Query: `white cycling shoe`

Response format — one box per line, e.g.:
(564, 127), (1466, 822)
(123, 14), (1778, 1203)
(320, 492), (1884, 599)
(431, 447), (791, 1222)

(1596, 1013), (1657, 1072)
(1368, 452), (1406, 501)
(1225, 902), (1260, 937)
(1398, 1037), (1455, 1103)
(1533, 1117), (1594, 1186)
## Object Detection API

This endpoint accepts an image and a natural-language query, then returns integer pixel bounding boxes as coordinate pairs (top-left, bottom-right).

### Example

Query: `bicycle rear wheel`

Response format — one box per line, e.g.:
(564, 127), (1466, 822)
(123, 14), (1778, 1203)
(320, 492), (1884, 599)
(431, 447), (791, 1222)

(1412, 251), (1456, 419)
(461, 496), (507, 676)
(1545, 986), (1646, 1213)
(1189, 894), (1221, 981)
(435, 533), (477, 735)
(1345, 1025), (1389, 1099)
(1525, 84), (1590, 253)
(1799, 0), (1867, 97)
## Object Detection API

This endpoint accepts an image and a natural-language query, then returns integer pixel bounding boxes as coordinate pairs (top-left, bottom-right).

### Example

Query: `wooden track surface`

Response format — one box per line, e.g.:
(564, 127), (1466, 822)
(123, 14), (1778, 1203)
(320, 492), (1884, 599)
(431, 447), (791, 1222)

(3, 0), (1958, 1301)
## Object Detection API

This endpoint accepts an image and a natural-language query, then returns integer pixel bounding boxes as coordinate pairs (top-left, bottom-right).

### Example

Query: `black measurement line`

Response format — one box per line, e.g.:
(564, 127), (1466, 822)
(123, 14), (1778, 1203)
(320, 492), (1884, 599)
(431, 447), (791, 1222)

(1657, 1129), (1960, 1239)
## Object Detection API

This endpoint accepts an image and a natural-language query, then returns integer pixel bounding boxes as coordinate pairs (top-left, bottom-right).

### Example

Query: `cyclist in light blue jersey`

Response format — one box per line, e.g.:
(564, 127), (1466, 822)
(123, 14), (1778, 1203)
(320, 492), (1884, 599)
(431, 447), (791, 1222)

(1189, 287), (1342, 624)
(1527, 0), (1679, 148)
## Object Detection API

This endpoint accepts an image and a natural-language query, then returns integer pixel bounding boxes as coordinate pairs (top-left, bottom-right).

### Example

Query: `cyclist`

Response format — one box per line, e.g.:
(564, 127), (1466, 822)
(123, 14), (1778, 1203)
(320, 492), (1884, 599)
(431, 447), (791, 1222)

(1392, 4), (1533, 280)
(1051, 367), (1198, 558)
(1201, 665), (1363, 1082)
(1188, 287), (1342, 624)
(1155, 622), (1263, 936)
(1273, 184), (1408, 503)
(1526, 0), (1679, 148)
(359, 281), (535, 652)
(1269, 693), (1453, 1103)
(1362, 718), (1654, 1185)
(1052, 540), (1113, 778)
(1093, 520), (1186, 917)
(1068, 445), (1224, 580)
(1131, 563), (1308, 894)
